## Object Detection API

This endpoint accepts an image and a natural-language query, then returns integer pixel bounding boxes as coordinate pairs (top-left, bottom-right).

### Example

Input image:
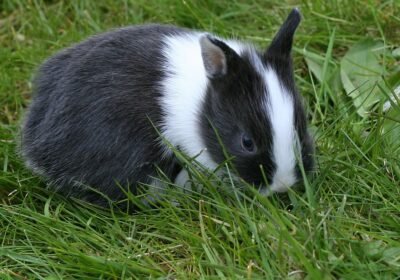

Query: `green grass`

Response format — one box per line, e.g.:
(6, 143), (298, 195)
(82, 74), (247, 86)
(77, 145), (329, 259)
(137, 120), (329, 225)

(1, 0), (400, 278)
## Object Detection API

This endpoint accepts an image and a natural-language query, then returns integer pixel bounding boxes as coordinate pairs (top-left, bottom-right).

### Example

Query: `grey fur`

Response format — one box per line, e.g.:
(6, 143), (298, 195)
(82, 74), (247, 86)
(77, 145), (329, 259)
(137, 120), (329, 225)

(22, 25), (185, 206)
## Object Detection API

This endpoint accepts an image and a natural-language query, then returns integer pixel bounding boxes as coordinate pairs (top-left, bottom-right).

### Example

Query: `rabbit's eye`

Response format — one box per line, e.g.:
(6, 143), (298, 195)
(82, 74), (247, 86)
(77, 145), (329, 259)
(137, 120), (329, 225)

(241, 133), (256, 153)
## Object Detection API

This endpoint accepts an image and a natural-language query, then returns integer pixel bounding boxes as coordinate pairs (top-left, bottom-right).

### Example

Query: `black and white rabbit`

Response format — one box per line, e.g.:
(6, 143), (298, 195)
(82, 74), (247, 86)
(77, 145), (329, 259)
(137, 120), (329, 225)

(21, 8), (314, 206)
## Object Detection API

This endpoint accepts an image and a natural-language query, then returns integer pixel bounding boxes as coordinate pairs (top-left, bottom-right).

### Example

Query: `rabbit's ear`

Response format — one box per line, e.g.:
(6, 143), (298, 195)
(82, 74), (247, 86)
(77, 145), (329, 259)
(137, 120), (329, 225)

(266, 8), (301, 57)
(200, 35), (239, 79)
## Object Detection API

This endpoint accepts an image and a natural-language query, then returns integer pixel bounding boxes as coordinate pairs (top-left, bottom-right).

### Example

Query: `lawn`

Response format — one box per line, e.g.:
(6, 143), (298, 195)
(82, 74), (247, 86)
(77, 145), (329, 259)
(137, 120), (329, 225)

(1, 0), (400, 279)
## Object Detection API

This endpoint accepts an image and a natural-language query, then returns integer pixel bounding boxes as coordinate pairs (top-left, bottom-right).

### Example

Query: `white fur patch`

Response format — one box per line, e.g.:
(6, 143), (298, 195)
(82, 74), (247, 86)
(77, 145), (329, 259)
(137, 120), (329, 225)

(262, 68), (297, 192)
(159, 33), (245, 169)
(141, 177), (167, 205)
(174, 169), (190, 189)
(160, 32), (297, 194)
(245, 52), (298, 193)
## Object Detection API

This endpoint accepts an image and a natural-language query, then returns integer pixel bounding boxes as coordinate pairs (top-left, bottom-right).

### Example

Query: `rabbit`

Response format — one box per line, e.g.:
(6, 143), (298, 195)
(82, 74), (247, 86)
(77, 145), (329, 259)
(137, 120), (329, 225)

(21, 8), (314, 207)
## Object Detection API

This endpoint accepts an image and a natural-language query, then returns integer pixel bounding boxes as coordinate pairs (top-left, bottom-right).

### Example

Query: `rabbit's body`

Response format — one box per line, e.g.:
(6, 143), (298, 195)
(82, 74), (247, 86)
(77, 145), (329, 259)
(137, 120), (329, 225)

(22, 9), (314, 206)
(23, 25), (187, 203)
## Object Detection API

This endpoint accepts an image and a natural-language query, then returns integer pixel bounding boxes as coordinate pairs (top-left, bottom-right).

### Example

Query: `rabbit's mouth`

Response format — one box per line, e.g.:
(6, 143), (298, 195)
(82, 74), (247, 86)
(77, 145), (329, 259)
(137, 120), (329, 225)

(258, 178), (303, 196)
(258, 181), (294, 196)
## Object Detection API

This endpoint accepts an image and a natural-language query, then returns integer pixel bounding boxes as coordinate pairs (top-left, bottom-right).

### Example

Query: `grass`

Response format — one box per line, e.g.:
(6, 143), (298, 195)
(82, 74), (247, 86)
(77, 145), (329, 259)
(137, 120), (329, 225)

(1, 0), (400, 278)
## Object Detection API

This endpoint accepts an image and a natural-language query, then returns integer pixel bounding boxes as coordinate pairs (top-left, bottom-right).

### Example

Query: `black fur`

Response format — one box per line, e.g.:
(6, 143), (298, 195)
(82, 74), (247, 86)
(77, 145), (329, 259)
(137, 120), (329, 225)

(200, 48), (276, 185)
(22, 25), (186, 205)
(265, 8), (314, 178)
(200, 9), (314, 187)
